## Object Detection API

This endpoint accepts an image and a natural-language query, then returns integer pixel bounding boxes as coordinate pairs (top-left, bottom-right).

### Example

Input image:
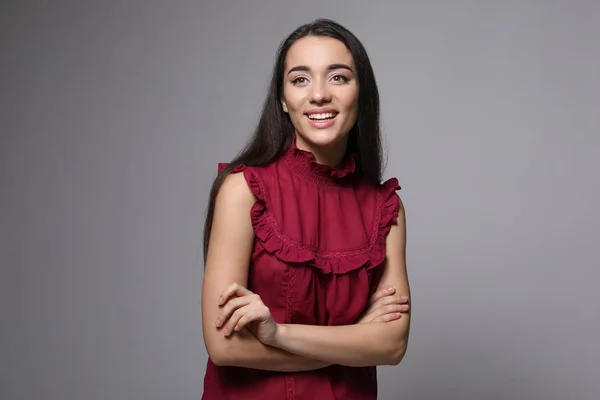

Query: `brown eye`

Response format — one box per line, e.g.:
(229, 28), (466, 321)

(331, 75), (349, 83)
(292, 77), (308, 85)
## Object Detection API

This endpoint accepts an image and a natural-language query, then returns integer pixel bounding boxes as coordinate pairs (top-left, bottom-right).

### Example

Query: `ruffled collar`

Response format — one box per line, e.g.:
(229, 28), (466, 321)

(284, 136), (356, 184)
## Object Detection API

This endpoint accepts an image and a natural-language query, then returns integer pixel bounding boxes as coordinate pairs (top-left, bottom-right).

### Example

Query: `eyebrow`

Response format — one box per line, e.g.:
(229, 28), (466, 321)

(287, 64), (354, 75)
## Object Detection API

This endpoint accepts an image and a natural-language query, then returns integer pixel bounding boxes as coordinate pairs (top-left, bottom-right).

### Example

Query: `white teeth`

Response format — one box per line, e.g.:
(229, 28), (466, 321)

(308, 112), (336, 120)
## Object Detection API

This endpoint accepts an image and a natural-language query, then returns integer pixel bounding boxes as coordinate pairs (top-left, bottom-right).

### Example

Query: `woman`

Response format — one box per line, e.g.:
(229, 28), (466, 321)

(201, 18), (411, 399)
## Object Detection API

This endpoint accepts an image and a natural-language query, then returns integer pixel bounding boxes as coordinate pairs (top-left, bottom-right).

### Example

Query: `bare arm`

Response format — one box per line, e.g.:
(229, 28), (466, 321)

(269, 197), (411, 367)
(201, 172), (330, 372)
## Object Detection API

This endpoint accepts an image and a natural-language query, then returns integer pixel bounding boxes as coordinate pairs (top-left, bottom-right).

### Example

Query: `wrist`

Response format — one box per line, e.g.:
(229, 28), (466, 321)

(271, 323), (288, 348)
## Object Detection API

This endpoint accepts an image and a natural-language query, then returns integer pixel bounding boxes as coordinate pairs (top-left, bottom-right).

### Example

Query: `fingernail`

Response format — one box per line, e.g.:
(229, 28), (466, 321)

(395, 313), (402, 318)
(217, 297), (223, 305)
(400, 296), (408, 301)
(388, 287), (395, 292)
(215, 318), (220, 327)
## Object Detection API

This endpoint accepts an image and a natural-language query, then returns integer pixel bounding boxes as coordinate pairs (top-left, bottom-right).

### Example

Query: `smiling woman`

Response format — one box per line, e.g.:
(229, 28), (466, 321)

(201, 19), (411, 400)
(281, 36), (359, 164)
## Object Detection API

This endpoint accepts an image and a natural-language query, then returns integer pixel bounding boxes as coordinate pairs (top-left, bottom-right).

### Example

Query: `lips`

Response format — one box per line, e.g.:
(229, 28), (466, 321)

(307, 112), (337, 121)
(305, 108), (339, 121)
(305, 113), (337, 129)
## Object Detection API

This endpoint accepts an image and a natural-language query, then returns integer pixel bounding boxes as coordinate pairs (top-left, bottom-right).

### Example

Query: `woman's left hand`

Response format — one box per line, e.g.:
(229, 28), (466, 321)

(215, 283), (279, 346)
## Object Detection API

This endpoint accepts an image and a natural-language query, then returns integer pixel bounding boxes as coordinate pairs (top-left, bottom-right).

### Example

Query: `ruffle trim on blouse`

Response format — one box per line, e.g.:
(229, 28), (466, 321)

(287, 139), (357, 180)
(224, 163), (401, 275)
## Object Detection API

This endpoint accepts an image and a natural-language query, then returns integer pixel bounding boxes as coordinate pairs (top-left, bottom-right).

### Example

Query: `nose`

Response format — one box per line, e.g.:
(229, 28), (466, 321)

(309, 78), (331, 104)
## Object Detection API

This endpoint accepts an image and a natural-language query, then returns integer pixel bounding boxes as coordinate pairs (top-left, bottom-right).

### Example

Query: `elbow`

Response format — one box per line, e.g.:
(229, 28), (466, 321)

(385, 339), (408, 366)
(206, 340), (232, 367)
(381, 321), (410, 366)
(209, 347), (234, 367)
(208, 350), (228, 367)
(207, 347), (224, 366)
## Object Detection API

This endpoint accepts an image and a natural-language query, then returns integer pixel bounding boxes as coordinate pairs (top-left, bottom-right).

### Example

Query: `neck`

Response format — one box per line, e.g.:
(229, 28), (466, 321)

(294, 134), (348, 168)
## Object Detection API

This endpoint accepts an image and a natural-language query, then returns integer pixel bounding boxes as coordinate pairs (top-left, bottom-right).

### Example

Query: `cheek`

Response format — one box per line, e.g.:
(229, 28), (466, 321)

(343, 102), (359, 129)
(343, 94), (359, 119)
(282, 87), (304, 112)
(287, 100), (307, 123)
(340, 87), (359, 112)
(284, 100), (306, 126)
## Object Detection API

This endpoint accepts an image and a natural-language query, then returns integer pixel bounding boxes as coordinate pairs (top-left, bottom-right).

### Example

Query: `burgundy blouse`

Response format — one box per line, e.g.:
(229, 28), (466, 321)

(202, 139), (401, 399)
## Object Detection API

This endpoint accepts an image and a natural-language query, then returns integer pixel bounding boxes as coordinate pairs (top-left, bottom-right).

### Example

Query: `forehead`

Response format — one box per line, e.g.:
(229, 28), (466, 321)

(284, 36), (354, 71)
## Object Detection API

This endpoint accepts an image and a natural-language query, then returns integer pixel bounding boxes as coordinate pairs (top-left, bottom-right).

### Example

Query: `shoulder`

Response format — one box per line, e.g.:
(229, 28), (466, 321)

(396, 194), (406, 221)
(376, 176), (404, 224)
(215, 170), (256, 211)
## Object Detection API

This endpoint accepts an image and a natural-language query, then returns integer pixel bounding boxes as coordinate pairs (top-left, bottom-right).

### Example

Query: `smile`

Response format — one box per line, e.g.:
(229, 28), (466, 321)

(305, 113), (338, 129)
(307, 112), (338, 120)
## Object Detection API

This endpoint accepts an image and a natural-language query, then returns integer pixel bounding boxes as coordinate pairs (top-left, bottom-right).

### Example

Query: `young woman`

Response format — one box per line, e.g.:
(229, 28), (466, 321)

(201, 18), (411, 400)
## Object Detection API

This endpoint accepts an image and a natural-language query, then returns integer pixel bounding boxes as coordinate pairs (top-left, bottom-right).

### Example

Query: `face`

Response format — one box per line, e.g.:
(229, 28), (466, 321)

(281, 36), (359, 154)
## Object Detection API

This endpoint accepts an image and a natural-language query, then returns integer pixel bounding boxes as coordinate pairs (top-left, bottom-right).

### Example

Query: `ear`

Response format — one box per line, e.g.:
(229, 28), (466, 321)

(281, 99), (288, 113)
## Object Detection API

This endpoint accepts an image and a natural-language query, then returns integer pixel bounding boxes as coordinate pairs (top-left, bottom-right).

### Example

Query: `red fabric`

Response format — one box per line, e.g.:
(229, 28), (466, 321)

(203, 140), (401, 400)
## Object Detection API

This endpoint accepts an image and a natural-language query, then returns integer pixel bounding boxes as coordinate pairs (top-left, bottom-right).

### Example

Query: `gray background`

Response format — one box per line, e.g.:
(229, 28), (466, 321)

(1, 1), (598, 399)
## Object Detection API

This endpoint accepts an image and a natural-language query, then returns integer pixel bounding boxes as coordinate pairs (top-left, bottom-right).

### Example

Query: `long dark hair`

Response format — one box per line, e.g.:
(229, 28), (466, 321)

(203, 18), (383, 262)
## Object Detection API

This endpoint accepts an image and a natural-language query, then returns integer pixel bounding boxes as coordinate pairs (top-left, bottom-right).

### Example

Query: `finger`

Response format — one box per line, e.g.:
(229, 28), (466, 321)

(218, 282), (253, 305)
(215, 295), (257, 328)
(361, 292), (399, 319)
(371, 294), (409, 310)
(372, 312), (402, 323)
(361, 304), (401, 323)
(234, 303), (270, 332)
(368, 287), (396, 305)
(366, 304), (406, 321)
(222, 303), (263, 336)
(381, 304), (409, 316)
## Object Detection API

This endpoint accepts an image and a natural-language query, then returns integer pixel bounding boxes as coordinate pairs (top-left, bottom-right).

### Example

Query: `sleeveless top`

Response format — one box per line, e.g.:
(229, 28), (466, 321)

(202, 139), (401, 400)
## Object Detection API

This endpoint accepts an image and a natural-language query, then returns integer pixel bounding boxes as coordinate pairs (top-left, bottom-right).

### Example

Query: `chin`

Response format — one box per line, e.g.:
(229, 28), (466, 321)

(297, 128), (348, 149)
(293, 112), (354, 148)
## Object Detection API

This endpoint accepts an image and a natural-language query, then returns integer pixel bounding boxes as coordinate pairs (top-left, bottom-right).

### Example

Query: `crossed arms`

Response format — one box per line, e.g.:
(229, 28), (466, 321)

(201, 172), (411, 371)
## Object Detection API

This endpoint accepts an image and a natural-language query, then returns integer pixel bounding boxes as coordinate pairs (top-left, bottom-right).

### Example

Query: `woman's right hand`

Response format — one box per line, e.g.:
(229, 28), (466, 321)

(356, 287), (410, 324)
(215, 283), (280, 346)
